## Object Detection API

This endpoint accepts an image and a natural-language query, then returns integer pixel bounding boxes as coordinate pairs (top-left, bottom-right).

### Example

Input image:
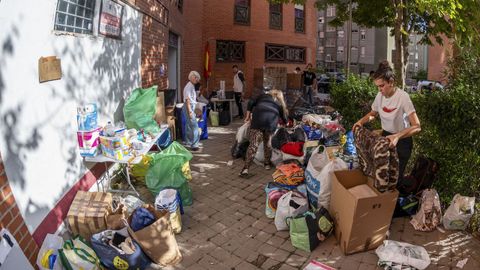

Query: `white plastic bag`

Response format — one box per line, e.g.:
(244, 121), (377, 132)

(375, 240), (431, 270)
(236, 122), (250, 143)
(37, 234), (64, 270)
(254, 142), (265, 164)
(443, 194), (475, 230)
(271, 149), (283, 166)
(305, 147), (347, 210)
(274, 191), (309, 231)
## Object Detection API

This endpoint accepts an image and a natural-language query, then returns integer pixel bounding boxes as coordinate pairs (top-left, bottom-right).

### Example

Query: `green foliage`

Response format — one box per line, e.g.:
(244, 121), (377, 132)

(413, 69), (428, 81)
(409, 48), (480, 204)
(330, 74), (379, 130)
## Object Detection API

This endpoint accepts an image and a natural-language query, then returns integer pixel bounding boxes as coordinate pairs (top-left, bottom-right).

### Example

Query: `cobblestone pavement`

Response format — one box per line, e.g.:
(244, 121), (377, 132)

(146, 120), (480, 270)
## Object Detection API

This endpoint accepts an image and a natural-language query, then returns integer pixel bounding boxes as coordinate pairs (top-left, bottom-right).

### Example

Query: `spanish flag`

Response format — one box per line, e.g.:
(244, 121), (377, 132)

(204, 42), (211, 80)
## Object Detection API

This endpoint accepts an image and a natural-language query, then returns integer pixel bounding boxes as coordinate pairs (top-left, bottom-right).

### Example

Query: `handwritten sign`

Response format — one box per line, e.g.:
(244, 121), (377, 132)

(99, 0), (123, 39)
(38, 56), (62, 83)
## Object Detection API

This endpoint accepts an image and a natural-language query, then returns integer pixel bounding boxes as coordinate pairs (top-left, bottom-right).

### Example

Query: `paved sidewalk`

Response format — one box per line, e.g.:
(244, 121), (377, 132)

(148, 120), (480, 270)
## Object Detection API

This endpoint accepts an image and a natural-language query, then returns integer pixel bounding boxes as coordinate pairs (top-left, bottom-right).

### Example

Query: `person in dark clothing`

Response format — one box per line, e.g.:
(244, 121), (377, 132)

(303, 63), (317, 104)
(239, 90), (288, 177)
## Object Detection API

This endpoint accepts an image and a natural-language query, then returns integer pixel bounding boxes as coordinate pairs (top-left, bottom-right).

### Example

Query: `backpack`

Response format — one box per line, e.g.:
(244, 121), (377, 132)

(398, 157), (439, 195)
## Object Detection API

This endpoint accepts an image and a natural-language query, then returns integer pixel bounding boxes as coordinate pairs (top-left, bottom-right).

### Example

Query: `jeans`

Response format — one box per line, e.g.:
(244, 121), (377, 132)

(382, 130), (413, 183)
(304, 85), (313, 104)
(182, 104), (200, 148)
(234, 92), (244, 117)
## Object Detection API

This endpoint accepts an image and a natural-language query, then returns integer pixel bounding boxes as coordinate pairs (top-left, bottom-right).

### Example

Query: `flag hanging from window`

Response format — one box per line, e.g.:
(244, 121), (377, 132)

(204, 42), (211, 80)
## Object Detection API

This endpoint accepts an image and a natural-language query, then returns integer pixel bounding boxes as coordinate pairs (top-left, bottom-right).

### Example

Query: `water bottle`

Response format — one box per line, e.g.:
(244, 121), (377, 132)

(105, 121), (115, 137)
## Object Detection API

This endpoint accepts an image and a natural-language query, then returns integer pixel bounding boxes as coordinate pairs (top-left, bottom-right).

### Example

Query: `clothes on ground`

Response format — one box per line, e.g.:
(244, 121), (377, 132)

(410, 189), (442, 232)
(371, 88), (415, 134)
(247, 94), (286, 132)
(354, 126), (399, 192)
(273, 163), (305, 186)
(280, 142), (305, 157)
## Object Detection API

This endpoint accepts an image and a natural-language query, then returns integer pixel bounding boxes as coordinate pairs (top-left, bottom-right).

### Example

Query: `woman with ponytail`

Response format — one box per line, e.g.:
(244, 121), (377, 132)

(353, 60), (421, 184)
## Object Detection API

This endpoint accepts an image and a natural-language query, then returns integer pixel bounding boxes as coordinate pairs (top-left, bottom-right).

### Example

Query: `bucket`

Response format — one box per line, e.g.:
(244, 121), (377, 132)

(155, 189), (182, 233)
(210, 111), (219, 127)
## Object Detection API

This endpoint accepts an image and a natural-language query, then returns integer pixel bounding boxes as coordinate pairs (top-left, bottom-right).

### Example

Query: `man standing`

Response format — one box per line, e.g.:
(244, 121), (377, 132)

(303, 63), (316, 104)
(233, 65), (245, 119)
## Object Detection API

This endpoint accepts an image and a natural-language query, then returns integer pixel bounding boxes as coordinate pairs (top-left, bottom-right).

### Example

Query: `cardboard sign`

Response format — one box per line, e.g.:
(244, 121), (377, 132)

(38, 56), (62, 83)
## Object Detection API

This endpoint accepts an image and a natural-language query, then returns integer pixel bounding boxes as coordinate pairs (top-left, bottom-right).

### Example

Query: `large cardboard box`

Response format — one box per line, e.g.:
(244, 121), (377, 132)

(67, 191), (112, 241)
(330, 170), (398, 255)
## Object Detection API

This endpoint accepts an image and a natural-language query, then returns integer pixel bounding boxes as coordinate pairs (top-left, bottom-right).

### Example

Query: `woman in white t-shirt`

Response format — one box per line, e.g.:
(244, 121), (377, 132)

(183, 71), (201, 151)
(353, 60), (421, 184)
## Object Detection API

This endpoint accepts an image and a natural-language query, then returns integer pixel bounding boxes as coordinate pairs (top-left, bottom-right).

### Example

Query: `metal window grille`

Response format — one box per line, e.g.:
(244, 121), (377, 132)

(54, 0), (95, 34)
(265, 44), (305, 63)
(234, 0), (250, 25)
(269, 4), (282, 30)
(216, 40), (245, 62)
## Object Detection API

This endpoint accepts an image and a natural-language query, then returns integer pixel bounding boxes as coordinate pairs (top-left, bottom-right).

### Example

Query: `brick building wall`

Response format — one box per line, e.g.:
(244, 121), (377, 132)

(0, 152), (39, 266)
(428, 35), (452, 85)
(203, 0), (317, 97)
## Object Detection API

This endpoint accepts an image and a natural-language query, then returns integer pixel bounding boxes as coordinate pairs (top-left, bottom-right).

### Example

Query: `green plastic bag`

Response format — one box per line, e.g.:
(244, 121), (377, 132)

(287, 207), (334, 252)
(123, 86), (160, 134)
(146, 142), (193, 205)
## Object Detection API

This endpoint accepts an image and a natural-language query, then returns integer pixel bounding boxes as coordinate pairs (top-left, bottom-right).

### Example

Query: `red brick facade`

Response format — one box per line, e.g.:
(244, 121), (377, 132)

(203, 0), (317, 97)
(427, 35), (452, 85)
(0, 152), (39, 266)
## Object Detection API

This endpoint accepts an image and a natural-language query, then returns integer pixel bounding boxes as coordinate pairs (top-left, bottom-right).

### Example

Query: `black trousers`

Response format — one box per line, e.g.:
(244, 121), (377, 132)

(234, 92), (244, 117)
(382, 130), (413, 183)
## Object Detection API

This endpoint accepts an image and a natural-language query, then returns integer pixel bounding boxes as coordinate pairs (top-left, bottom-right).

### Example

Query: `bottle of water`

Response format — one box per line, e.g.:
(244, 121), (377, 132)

(105, 121), (115, 137)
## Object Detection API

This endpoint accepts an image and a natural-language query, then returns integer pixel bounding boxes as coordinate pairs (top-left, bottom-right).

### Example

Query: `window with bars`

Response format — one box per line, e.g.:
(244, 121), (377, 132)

(265, 44), (305, 63)
(326, 25), (336, 32)
(326, 5), (335, 17)
(234, 0), (250, 25)
(360, 30), (366, 40)
(269, 3), (282, 30)
(294, 4), (305, 33)
(54, 0), (96, 34)
(216, 40), (245, 62)
(337, 30), (344, 38)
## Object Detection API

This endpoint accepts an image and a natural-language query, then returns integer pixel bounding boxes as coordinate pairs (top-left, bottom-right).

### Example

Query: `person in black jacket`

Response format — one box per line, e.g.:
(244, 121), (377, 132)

(239, 90), (288, 177)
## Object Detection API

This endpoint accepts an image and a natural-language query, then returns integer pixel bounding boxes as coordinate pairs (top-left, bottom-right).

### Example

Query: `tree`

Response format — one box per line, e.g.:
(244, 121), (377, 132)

(270, 0), (480, 88)
(413, 69), (428, 81)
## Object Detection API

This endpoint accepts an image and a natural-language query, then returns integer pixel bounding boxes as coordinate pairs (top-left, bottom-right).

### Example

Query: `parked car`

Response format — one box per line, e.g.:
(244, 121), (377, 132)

(317, 76), (345, 94)
(416, 80), (444, 92)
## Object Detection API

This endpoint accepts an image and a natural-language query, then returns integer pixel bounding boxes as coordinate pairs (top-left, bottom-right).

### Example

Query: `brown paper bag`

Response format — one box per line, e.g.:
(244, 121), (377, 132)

(107, 204), (127, 230)
(126, 205), (182, 266)
(39, 56), (62, 82)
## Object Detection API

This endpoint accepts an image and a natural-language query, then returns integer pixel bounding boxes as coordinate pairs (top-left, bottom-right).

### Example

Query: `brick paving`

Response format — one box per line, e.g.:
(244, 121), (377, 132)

(145, 120), (480, 270)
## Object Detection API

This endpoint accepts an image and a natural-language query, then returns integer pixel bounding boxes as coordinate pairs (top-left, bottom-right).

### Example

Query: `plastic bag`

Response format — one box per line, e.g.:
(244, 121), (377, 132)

(130, 155), (153, 182)
(145, 142), (193, 205)
(410, 189), (442, 232)
(37, 234), (64, 270)
(274, 191), (309, 231)
(443, 194), (475, 230)
(287, 207), (334, 252)
(305, 146), (347, 210)
(265, 182), (306, 218)
(124, 86), (160, 134)
(58, 236), (100, 270)
(236, 122), (250, 143)
(375, 240), (431, 270)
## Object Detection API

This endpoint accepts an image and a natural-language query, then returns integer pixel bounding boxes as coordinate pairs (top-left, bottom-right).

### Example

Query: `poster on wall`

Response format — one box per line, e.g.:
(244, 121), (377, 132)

(99, 0), (123, 39)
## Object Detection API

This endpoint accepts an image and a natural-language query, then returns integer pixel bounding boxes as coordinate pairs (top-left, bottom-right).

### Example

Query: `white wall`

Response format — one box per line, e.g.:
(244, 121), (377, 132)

(0, 0), (142, 231)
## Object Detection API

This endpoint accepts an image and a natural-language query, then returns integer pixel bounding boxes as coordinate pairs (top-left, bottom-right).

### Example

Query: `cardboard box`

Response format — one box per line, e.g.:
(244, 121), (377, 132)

(67, 191), (112, 241)
(287, 73), (303, 89)
(127, 205), (182, 266)
(329, 170), (398, 255)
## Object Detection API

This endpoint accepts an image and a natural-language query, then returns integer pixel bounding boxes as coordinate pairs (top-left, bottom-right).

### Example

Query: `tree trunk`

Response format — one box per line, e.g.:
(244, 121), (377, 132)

(393, 0), (406, 88)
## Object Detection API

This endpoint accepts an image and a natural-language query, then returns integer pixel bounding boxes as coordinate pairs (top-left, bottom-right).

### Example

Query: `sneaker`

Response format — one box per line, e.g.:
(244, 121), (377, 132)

(190, 147), (200, 151)
(264, 162), (273, 170)
(239, 168), (249, 177)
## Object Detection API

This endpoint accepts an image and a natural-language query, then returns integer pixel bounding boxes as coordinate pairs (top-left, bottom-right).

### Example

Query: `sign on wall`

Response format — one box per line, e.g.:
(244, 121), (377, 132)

(99, 0), (123, 39)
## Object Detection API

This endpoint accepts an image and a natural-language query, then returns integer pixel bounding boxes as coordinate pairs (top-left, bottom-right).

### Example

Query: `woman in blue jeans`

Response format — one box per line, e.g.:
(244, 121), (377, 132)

(182, 71), (201, 151)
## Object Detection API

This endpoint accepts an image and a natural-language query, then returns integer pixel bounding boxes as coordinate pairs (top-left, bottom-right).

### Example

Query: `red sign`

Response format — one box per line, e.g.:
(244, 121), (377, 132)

(99, 0), (123, 38)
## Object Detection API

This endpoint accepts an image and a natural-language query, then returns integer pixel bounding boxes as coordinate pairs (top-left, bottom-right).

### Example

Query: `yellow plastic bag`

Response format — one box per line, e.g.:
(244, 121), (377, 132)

(182, 162), (192, 181)
(130, 155), (153, 182)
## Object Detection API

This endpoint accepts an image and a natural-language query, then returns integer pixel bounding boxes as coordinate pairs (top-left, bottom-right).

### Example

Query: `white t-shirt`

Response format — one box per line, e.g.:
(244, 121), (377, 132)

(233, 70), (244, 93)
(371, 88), (416, 133)
(183, 81), (197, 108)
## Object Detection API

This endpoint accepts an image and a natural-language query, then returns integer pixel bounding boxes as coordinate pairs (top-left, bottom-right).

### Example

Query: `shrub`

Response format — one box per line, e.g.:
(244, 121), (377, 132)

(330, 74), (379, 130)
